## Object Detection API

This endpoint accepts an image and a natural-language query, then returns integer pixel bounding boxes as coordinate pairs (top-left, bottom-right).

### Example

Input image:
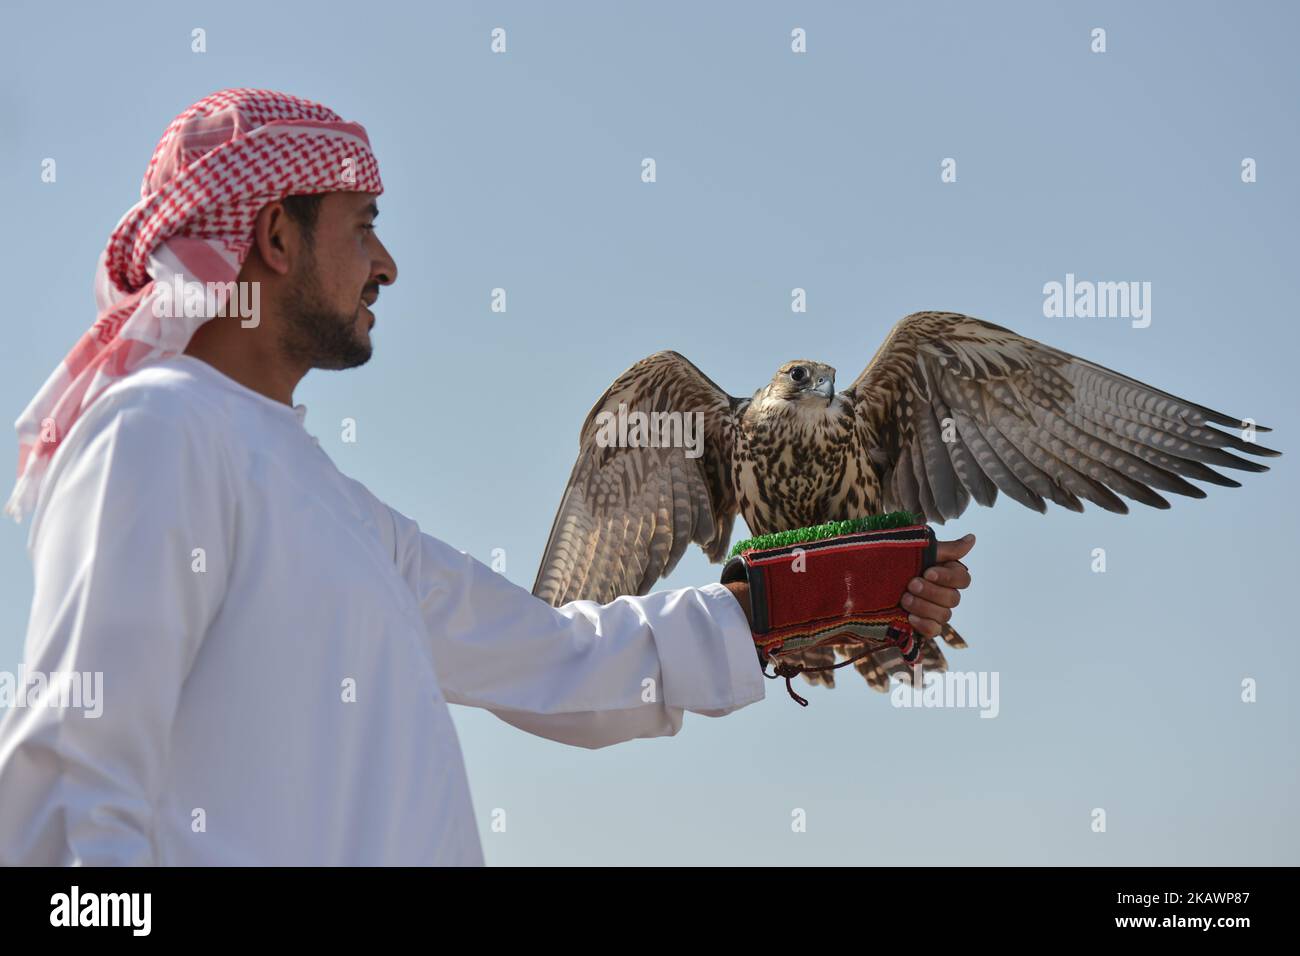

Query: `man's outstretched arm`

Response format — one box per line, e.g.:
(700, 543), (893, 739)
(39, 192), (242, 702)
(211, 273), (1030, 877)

(384, 501), (974, 749)
(386, 509), (765, 749)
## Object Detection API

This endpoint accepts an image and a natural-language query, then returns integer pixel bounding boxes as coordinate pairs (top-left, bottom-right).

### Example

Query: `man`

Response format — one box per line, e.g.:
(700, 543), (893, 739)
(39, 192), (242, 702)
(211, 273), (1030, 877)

(0, 89), (974, 865)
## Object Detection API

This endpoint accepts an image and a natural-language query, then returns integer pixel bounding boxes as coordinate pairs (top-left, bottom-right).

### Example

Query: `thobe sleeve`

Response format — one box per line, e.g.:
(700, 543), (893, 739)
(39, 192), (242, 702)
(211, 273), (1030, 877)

(385, 510), (766, 749)
(0, 394), (232, 865)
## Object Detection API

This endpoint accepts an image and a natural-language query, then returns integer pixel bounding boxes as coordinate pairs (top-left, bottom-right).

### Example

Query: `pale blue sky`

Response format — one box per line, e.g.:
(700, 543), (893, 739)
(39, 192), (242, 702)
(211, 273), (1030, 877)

(1, 0), (1296, 864)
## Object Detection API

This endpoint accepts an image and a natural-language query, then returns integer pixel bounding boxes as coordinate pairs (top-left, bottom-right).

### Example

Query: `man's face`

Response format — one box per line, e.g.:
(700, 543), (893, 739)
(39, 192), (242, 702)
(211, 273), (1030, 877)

(281, 191), (397, 370)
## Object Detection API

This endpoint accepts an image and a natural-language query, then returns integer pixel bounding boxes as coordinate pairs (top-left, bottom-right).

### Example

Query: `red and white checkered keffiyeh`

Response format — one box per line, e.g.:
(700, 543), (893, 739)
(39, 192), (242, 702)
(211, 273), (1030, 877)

(6, 88), (384, 522)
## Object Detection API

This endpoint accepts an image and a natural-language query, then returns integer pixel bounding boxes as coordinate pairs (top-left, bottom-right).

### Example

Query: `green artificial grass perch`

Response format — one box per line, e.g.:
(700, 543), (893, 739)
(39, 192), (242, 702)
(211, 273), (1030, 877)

(728, 511), (925, 559)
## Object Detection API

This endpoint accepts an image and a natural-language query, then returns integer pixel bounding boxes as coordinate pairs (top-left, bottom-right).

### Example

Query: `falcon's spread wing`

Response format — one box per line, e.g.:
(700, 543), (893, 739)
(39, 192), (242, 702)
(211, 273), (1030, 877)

(532, 351), (740, 606)
(788, 309), (1281, 694)
(846, 311), (1280, 523)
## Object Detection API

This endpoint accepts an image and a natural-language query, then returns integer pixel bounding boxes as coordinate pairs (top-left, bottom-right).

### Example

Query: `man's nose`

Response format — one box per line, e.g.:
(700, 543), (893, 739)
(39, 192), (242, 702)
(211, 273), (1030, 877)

(372, 237), (398, 286)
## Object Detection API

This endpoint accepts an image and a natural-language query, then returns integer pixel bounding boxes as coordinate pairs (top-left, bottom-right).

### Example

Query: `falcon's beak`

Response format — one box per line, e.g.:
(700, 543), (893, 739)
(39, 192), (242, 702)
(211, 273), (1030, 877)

(814, 377), (834, 401)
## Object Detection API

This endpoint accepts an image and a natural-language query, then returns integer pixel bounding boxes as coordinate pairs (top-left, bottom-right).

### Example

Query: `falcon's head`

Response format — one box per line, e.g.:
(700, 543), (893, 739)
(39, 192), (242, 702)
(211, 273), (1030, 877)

(767, 360), (837, 404)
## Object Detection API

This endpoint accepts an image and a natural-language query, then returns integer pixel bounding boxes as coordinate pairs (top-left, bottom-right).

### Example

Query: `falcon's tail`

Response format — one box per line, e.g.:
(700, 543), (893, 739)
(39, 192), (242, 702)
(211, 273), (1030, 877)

(787, 624), (968, 693)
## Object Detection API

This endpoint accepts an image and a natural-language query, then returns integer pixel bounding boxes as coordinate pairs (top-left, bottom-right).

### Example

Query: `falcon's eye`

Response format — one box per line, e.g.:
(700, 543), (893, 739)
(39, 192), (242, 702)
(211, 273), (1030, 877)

(789, 367), (808, 384)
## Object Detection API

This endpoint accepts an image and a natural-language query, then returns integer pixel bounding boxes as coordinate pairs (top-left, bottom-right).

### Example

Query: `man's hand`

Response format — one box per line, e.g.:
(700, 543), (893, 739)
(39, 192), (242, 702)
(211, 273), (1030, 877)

(901, 533), (975, 639)
(722, 532), (975, 638)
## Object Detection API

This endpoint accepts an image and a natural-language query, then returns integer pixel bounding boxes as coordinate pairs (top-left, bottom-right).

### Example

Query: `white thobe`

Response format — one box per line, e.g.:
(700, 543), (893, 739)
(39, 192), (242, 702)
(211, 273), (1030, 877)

(0, 354), (764, 866)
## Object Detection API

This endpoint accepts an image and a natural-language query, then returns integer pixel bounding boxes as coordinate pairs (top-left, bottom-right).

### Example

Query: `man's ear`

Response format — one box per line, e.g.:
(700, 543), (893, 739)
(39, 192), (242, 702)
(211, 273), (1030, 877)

(250, 201), (298, 276)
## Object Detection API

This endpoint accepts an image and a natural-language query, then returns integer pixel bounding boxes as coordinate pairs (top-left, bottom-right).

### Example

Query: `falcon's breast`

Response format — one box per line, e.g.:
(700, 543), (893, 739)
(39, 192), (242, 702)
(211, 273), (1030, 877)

(731, 389), (875, 536)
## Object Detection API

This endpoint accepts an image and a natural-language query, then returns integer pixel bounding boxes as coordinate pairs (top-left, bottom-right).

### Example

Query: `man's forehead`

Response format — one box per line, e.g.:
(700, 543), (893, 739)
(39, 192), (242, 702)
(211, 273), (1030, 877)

(316, 191), (379, 215)
(338, 191), (379, 212)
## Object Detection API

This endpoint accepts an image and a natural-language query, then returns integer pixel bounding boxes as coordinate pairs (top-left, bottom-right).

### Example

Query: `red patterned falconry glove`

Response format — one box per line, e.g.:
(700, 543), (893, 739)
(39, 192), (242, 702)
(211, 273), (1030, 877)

(720, 517), (937, 706)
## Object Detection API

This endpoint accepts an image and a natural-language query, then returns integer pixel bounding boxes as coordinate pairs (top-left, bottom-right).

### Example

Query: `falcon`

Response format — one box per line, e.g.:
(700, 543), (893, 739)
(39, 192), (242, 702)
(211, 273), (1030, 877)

(532, 311), (1279, 690)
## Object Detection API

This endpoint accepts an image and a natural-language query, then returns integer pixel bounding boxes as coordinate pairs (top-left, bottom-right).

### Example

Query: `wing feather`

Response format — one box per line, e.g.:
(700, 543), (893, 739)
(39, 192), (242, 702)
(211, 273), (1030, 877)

(847, 312), (1278, 524)
(533, 351), (739, 606)
(932, 394), (992, 508)
(914, 395), (965, 519)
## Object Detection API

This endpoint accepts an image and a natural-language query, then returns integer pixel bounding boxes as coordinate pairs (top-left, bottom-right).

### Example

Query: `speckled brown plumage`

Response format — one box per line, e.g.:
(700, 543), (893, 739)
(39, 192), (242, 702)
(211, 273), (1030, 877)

(532, 312), (1280, 690)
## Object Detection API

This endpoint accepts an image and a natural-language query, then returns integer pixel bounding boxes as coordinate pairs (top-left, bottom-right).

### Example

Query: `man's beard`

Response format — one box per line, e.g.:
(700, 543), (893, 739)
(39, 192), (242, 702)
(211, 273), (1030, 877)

(279, 250), (372, 370)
